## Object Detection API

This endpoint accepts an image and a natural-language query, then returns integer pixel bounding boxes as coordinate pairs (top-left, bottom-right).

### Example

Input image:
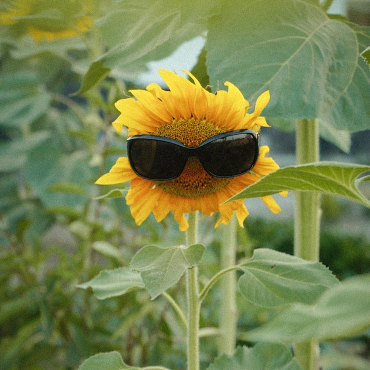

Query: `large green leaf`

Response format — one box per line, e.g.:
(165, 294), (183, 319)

(79, 0), (218, 92)
(206, 0), (370, 132)
(239, 249), (338, 308)
(130, 244), (206, 299)
(77, 268), (144, 300)
(229, 162), (370, 208)
(244, 274), (370, 343)
(206, 343), (302, 370)
(319, 22), (370, 133)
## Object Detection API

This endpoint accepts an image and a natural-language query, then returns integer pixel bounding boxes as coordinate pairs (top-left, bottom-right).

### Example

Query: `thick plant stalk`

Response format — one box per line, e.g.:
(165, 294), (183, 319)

(218, 214), (237, 355)
(294, 119), (321, 370)
(186, 211), (200, 370)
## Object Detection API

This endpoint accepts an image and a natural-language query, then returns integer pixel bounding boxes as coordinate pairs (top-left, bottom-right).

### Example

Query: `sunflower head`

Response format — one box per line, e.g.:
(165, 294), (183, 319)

(96, 69), (286, 231)
(0, 0), (93, 42)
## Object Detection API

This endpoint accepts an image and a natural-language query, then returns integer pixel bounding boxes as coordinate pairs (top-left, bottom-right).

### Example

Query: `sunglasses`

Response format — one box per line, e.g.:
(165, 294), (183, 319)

(127, 129), (260, 181)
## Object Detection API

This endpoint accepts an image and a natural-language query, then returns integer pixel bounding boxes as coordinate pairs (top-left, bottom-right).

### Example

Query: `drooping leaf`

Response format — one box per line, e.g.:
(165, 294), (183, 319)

(207, 0), (370, 133)
(91, 241), (125, 262)
(229, 162), (370, 208)
(77, 268), (144, 300)
(362, 45), (370, 66)
(239, 249), (339, 308)
(206, 343), (302, 370)
(130, 244), (206, 299)
(75, 61), (111, 96)
(93, 188), (128, 200)
(244, 274), (370, 343)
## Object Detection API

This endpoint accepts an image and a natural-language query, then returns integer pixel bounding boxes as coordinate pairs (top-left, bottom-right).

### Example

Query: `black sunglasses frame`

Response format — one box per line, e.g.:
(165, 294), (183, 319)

(127, 129), (260, 181)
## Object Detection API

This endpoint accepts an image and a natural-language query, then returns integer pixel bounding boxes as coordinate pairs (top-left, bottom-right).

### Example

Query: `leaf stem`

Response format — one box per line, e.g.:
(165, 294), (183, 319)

(161, 291), (188, 333)
(186, 211), (200, 370)
(199, 265), (240, 302)
(294, 119), (321, 370)
(217, 214), (238, 355)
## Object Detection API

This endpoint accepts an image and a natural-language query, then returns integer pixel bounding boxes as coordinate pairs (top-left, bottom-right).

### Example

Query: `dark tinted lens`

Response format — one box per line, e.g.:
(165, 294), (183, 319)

(200, 133), (258, 177)
(128, 138), (188, 180)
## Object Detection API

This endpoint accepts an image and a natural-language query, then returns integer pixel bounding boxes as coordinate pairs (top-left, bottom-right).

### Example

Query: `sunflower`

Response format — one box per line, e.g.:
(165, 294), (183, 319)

(0, 0), (93, 42)
(96, 70), (286, 231)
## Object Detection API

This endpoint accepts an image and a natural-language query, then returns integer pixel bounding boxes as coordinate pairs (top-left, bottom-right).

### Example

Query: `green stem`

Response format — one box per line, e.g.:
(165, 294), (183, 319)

(294, 119), (321, 370)
(294, 119), (321, 261)
(217, 215), (238, 355)
(186, 212), (200, 370)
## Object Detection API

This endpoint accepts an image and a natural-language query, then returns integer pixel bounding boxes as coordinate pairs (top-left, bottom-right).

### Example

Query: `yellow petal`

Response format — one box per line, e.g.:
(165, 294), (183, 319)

(114, 98), (159, 132)
(215, 203), (234, 228)
(158, 70), (193, 119)
(127, 180), (160, 225)
(254, 146), (280, 176)
(235, 202), (249, 227)
(95, 157), (136, 185)
(244, 90), (270, 127)
(130, 89), (172, 123)
(261, 195), (281, 213)
(223, 82), (248, 129)
(174, 210), (189, 231)
(152, 192), (171, 222)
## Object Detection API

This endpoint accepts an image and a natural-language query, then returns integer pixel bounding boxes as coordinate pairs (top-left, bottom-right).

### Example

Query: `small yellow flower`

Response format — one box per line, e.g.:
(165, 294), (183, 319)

(0, 0), (93, 42)
(96, 70), (286, 231)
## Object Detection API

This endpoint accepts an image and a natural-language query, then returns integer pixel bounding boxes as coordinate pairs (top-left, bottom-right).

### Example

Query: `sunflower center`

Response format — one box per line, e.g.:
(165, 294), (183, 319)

(153, 118), (232, 198)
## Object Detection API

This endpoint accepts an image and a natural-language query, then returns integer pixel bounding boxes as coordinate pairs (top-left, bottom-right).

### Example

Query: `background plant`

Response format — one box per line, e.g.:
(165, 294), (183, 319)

(0, 0), (370, 369)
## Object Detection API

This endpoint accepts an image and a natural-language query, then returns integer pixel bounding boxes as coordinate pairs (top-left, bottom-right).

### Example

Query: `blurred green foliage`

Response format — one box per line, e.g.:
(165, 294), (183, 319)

(1, 0), (370, 369)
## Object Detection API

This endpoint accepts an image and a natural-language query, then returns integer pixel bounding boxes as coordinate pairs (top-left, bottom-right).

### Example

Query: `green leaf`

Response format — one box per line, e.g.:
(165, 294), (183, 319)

(0, 71), (51, 126)
(239, 249), (338, 308)
(11, 35), (87, 60)
(77, 351), (137, 370)
(207, 0), (370, 132)
(91, 241), (125, 262)
(74, 61), (111, 96)
(320, 22), (370, 133)
(47, 182), (87, 196)
(0, 131), (50, 172)
(206, 343), (302, 370)
(268, 118), (352, 153)
(78, 351), (170, 370)
(130, 244), (206, 299)
(244, 274), (370, 343)
(77, 268), (144, 300)
(361, 45), (370, 66)
(79, 0), (218, 92)
(229, 162), (370, 208)
(24, 139), (93, 208)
